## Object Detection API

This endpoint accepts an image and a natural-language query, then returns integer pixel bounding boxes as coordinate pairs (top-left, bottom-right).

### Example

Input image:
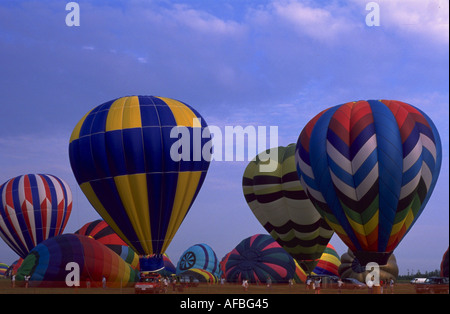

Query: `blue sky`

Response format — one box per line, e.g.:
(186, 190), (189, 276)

(0, 0), (448, 275)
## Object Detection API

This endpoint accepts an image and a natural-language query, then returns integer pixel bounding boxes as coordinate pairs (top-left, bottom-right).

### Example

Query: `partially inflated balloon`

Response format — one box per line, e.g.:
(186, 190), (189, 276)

(0, 174), (72, 258)
(243, 144), (333, 273)
(15, 234), (139, 287)
(176, 243), (221, 278)
(295, 100), (442, 265)
(225, 234), (296, 283)
(69, 96), (211, 270)
(75, 220), (139, 269)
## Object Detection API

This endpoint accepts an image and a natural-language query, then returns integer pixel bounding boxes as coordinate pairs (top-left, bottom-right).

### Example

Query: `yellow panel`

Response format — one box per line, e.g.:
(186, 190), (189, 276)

(344, 211), (379, 249)
(161, 171), (202, 253)
(114, 174), (152, 254)
(346, 211), (378, 237)
(156, 96), (199, 128)
(105, 97), (126, 132)
(79, 182), (139, 252)
(391, 208), (414, 237)
(122, 96), (142, 129)
(69, 108), (94, 143)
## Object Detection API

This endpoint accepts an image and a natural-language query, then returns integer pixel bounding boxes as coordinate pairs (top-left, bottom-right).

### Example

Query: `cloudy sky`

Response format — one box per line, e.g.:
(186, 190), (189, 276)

(0, 0), (448, 275)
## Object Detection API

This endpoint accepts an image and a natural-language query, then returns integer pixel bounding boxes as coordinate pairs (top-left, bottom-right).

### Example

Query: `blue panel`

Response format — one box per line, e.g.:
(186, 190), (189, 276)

(156, 106), (177, 127)
(369, 100), (403, 251)
(146, 172), (163, 252)
(89, 178), (144, 254)
(70, 137), (96, 183)
(13, 176), (35, 254)
(41, 175), (58, 236)
(297, 142), (311, 166)
(105, 130), (127, 177)
(28, 175), (43, 246)
(79, 111), (95, 138)
(91, 133), (111, 179)
(140, 105), (161, 127)
(142, 127), (163, 173)
(160, 126), (180, 172)
(90, 106), (109, 134)
(310, 105), (362, 250)
(148, 172), (178, 254)
(149, 96), (167, 106)
(122, 128), (146, 175)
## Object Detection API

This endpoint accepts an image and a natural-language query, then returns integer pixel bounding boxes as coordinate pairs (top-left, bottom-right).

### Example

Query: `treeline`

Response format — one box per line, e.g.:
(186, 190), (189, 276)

(397, 269), (442, 281)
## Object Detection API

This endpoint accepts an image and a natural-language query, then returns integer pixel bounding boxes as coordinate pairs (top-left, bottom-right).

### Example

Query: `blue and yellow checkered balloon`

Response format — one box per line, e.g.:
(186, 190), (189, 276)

(69, 95), (211, 256)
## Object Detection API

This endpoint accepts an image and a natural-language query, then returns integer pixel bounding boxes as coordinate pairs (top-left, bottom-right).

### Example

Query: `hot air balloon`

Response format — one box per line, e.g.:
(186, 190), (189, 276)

(0, 174), (72, 258)
(224, 234), (296, 283)
(441, 247), (449, 278)
(311, 244), (340, 277)
(295, 100), (442, 266)
(69, 95), (211, 271)
(176, 243), (221, 278)
(0, 263), (8, 277)
(15, 234), (139, 287)
(75, 220), (139, 269)
(243, 144), (333, 273)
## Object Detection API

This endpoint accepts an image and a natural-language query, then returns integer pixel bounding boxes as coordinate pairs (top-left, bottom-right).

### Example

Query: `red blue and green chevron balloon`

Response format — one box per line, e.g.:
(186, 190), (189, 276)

(295, 100), (442, 265)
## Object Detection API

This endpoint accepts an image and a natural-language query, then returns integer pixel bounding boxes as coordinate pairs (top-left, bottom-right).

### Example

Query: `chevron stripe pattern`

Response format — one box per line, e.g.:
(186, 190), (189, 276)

(295, 100), (442, 255)
(0, 174), (72, 258)
(243, 144), (333, 273)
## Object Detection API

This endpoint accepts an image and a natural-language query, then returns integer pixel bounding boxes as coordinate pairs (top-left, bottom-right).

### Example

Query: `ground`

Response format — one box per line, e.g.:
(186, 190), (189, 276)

(0, 278), (421, 294)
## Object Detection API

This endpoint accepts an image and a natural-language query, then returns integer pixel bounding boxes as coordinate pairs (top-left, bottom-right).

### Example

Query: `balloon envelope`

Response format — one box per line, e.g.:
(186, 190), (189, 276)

(311, 244), (340, 277)
(69, 95), (211, 261)
(75, 219), (139, 269)
(176, 243), (221, 278)
(225, 234), (296, 283)
(295, 100), (442, 265)
(16, 234), (139, 287)
(0, 263), (8, 277)
(441, 247), (449, 278)
(243, 144), (333, 273)
(0, 174), (72, 258)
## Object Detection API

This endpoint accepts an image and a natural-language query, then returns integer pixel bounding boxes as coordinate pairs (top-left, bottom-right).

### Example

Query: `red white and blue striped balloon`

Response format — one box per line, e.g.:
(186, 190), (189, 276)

(295, 100), (442, 265)
(0, 174), (72, 258)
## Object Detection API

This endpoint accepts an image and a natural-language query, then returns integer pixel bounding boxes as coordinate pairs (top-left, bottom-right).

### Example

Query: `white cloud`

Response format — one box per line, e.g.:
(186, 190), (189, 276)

(353, 0), (449, 44)
(165, 4), (247, 36)
(272, 0), (357, 41)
